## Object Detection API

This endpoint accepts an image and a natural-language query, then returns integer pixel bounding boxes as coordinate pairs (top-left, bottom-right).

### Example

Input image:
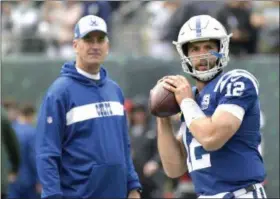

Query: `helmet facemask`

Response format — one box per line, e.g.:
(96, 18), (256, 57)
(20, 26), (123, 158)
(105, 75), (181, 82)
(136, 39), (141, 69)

(174, 35), (231, 82)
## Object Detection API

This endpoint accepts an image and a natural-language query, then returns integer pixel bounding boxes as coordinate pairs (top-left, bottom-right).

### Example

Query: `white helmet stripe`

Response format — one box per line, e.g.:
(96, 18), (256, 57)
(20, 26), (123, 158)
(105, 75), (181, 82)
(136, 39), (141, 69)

(196, 17), (202, 37)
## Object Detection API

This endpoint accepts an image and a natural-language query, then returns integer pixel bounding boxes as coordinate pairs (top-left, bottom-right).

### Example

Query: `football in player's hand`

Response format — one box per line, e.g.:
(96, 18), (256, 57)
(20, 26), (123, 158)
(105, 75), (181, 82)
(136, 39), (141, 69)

(149, 80), (181, 117)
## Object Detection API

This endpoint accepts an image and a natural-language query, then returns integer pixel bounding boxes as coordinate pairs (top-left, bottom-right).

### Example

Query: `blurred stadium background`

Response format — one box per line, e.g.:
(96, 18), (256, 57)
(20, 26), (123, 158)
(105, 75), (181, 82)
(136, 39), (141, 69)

(1, 1), (279, 198)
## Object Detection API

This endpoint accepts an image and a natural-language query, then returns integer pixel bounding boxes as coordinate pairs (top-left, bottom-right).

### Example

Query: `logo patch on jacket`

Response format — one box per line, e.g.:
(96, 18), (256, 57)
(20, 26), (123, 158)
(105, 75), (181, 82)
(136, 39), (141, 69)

(95, 102), (113, 117)
(66, 101), (124, 125)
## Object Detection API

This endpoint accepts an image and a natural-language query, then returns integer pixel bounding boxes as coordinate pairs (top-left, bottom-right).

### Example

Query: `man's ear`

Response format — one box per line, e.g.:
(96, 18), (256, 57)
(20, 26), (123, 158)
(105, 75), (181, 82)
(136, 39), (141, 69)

(73, 39), (78, 53)
(106, 39), (110, 55)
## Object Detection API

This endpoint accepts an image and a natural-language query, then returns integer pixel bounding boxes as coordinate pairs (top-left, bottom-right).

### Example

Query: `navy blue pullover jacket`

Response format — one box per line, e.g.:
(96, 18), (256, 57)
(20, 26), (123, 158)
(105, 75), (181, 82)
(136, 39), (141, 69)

(36, 62), (141, 198)
(10, 122), (37, 189)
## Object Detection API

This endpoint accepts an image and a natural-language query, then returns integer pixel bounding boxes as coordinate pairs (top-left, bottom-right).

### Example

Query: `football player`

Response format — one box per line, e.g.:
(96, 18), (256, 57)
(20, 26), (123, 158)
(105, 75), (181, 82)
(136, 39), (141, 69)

(157, 15), (267, 198)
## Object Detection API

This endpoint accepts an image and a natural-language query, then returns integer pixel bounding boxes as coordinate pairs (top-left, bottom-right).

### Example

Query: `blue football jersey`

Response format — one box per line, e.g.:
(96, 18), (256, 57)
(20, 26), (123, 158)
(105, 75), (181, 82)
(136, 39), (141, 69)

(181, 69), (266, 196)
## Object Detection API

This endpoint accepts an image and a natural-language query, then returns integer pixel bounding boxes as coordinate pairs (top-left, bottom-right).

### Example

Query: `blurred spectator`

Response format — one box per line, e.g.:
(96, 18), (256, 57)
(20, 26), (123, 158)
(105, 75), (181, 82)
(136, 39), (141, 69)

(38, 1), (63, 57)
(108, 1), (123, 13)
(2, 99), (19, 125)
(143, 1), (180, 60)
(82, 1), (112, 38)
(2, 2), (14, 55)
(124, 98), (134, 127)
(8, 104), (40, 198)
(216, 1), (264, 57)
(253, 1), (279, 54)
(1, 2), (13, 33)
(173, 173), (196, 199)
(129, 97), (165, 198)
(109, 1), (148, 56)
(115, 1), (148, 23)
(1, 107), (21, 199)
(162, 1), (224, 45)
(1, 1), (279, 57)
(10, 0), (44, 53)
(38, 1), (83, 58)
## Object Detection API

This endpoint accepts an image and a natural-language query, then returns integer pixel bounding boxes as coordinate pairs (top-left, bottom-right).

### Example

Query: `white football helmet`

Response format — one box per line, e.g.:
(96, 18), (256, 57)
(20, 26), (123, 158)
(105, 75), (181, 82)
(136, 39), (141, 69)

(173, 15), (232, 82)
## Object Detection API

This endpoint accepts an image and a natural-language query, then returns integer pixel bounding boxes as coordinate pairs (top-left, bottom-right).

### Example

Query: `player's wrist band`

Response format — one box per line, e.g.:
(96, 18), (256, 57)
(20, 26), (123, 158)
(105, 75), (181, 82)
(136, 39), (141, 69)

(180, 98), (206, 128)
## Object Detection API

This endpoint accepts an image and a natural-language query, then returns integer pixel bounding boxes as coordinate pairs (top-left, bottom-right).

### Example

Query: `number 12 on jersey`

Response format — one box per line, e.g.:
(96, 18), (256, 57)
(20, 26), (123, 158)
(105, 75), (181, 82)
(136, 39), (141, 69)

(186, 138), (212, 172)
(225, 81), (245, 97)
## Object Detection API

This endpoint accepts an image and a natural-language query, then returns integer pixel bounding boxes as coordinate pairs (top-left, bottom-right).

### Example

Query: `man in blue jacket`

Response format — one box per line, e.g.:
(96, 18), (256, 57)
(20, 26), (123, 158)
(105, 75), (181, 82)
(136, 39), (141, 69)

(35, 15), (142, 199)
(8, 104), (39, 198)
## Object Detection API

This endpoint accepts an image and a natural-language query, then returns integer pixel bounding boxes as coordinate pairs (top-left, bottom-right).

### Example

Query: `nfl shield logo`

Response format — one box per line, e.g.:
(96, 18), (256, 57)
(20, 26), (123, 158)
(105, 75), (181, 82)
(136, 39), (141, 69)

(201, 94), (210, 110)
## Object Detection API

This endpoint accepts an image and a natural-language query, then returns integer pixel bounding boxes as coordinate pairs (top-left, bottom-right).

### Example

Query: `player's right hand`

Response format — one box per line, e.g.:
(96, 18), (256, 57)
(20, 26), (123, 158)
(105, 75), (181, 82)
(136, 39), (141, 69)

(157, 75), (180, 85)
(163, 75), (193, 105)
(157, 75), (172, 84)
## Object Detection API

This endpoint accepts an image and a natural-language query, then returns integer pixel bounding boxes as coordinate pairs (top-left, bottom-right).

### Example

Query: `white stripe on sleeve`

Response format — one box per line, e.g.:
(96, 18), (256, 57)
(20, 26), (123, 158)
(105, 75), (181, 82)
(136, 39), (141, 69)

(215, 104), (245, 121)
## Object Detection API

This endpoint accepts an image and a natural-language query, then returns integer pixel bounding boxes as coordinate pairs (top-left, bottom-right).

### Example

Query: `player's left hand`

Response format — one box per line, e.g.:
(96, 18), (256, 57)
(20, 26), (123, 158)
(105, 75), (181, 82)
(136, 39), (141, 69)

(128, 189), (141, 199)
(163, 75), (193, 105)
